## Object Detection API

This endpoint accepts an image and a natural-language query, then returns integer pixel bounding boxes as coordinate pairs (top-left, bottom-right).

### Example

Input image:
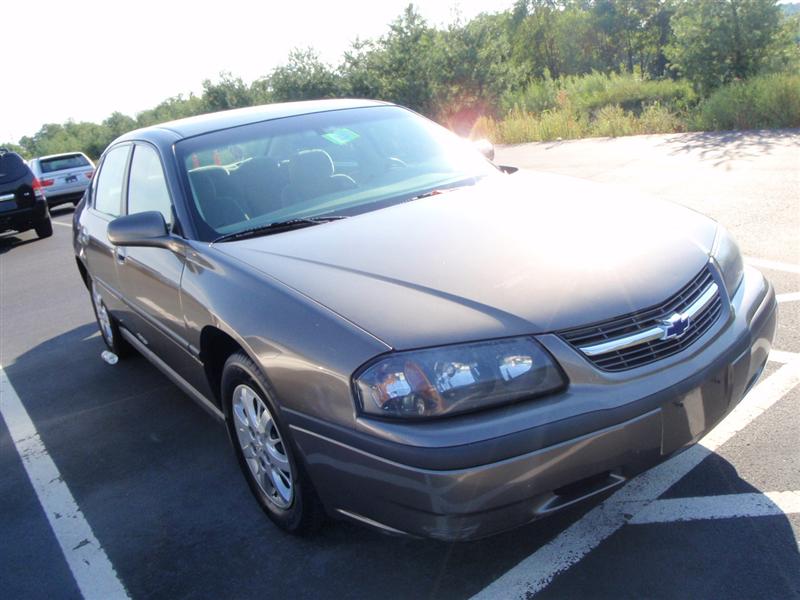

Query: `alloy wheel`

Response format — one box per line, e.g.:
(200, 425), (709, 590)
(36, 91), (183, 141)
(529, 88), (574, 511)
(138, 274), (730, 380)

(92, 282), (114, 346)
(232, 384), (294, 509)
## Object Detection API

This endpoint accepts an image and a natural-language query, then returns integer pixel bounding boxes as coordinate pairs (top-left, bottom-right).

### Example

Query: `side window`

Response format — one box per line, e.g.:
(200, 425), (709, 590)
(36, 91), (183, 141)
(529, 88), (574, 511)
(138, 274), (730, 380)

(94, 145), (129, 216)
(127, 144), (173, 225)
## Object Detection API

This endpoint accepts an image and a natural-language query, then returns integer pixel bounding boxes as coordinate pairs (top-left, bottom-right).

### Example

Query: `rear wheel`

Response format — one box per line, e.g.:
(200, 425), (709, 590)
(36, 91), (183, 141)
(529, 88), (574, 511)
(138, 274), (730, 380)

(222, 351), (324, 534)
(90, 279), (131, 358)
(34, 214), (53, 238)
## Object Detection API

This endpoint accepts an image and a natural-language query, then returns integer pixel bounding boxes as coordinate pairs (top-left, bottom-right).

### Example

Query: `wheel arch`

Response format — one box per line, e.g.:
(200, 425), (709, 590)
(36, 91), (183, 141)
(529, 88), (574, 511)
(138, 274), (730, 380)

(199, 325), (246, 410)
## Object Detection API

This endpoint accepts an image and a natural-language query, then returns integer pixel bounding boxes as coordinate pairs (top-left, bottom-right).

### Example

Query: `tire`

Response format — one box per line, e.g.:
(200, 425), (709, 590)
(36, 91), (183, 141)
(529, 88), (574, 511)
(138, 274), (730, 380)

(90, 279), (132, 358)
(34, 215), (53, 239)
(222, 351), (325, 535)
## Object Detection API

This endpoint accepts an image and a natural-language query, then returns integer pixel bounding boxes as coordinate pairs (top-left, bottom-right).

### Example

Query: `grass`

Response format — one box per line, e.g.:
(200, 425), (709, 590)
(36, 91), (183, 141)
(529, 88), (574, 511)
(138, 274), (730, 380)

(473, 71), (798, 144)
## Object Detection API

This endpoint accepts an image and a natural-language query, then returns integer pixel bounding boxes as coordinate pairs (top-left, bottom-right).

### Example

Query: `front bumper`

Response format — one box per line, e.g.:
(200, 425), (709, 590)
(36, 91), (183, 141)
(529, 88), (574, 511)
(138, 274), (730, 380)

(291, 266), (777, 540)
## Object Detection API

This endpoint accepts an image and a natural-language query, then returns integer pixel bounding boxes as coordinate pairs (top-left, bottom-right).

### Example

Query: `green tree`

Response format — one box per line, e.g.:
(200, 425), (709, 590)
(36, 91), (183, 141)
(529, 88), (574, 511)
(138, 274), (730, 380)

(136, 94), (205, 127)
(102, 112), (137, 139)
(510, 0), (565, 79)
(341, 38), (391, 101)
(0, 142), (28, 158)
(428, 13), (518, 130)
(266, 48), (342, 102)
(201, 73), (253, 112)
(372, 5), (438, 113)
(667, 0), (787, 92)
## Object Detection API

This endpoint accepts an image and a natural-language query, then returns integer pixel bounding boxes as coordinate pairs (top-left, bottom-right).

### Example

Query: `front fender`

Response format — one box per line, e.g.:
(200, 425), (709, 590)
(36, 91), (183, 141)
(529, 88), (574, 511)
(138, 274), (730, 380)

(179, 241), (390, 429)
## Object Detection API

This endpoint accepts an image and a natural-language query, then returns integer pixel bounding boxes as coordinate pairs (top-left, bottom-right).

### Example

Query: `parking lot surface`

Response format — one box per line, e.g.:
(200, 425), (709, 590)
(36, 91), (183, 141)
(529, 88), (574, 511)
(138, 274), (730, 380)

(1, 130), (798, 599)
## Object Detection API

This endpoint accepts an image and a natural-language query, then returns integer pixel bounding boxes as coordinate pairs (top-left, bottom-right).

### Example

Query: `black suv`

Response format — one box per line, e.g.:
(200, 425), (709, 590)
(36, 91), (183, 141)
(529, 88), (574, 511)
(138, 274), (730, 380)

(0, 148), (53, 239)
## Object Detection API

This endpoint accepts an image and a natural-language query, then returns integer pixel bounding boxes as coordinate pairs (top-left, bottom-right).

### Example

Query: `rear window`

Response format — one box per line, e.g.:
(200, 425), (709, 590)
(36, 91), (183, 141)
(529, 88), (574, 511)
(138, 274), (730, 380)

(0, 151), (29, 183)
(40, 154), (91, 173)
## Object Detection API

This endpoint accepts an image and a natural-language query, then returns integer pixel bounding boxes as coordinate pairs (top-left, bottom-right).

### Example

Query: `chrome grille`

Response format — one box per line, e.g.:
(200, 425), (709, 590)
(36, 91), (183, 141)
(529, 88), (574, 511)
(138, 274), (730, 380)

(560, 265), (723, 371)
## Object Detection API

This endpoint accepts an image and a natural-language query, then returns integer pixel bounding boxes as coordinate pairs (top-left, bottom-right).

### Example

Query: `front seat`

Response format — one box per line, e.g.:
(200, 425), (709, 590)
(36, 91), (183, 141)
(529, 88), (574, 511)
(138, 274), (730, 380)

(281, 149), (356, 207)
(234, 157), (286, 217)
(189, 169), (248, 229)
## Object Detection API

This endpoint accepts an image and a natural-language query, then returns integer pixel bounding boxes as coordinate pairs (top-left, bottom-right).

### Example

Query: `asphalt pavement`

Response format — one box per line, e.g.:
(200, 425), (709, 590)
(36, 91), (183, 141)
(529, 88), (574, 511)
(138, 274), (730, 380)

(1, 129), (798, 599)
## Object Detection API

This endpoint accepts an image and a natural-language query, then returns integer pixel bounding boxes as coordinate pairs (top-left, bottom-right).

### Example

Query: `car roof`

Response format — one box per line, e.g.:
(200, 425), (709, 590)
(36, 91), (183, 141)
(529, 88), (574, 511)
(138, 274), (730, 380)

(115, 98), (393, 144)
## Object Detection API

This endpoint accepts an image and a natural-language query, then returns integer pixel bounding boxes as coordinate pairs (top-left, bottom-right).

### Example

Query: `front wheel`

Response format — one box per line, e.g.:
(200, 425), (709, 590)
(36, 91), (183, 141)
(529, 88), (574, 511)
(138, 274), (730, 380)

(222, 351), (324, 534)
(90, 279), (131, 358)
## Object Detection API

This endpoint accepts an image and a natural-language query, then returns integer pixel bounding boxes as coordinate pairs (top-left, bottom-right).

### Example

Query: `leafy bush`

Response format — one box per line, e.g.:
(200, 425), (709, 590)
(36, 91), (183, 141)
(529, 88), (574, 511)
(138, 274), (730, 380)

(638, 103), (685, 134)
(590, 105), (640, 137)
(694, 72), (800, 130)
(565, 73), (696, 115)
(501, 72), (697, 117)
(477, 107), (589, 144)
(501, 75), (560, 114)
(473, 98), (687, 143)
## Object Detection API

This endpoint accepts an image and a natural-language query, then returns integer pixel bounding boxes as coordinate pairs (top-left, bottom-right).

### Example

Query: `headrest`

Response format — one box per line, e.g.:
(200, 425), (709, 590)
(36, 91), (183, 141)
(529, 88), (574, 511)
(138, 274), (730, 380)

(290, 149), (334, 183)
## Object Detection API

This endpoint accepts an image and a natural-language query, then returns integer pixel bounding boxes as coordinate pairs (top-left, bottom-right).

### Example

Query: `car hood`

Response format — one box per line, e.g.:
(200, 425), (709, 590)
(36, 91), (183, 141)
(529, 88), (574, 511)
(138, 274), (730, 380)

(217, 172), (718, 350)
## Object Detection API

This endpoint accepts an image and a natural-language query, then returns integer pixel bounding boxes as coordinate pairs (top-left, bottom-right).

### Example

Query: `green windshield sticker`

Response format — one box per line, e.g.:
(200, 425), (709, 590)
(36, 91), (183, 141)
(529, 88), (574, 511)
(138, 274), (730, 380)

(322, 128), (360, 145)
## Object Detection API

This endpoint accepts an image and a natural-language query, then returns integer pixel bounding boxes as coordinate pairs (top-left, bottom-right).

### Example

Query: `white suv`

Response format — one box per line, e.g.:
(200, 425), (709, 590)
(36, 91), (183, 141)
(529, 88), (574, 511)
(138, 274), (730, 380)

(29, 152), (95, 207)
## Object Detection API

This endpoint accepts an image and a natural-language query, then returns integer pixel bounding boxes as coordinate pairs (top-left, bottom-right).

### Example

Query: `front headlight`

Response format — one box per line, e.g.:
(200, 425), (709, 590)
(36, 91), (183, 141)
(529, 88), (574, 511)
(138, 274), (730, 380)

(712, 225), (744, 298)
(354, 337), (566, 419)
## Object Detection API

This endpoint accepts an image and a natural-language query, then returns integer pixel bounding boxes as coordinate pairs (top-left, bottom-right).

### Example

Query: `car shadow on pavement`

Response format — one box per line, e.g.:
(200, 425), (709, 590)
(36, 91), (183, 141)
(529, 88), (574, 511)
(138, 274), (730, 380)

(0, 232), (38, 255)
(2, 325), (799, 600)
(658, 128), (800, 168)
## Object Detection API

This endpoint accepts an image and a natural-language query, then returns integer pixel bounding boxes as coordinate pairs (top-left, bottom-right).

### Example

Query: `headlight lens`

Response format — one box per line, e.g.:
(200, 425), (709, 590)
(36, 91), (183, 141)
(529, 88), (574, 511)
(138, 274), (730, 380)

(354, 337), (566, 419)
(712, 225), (744, 298)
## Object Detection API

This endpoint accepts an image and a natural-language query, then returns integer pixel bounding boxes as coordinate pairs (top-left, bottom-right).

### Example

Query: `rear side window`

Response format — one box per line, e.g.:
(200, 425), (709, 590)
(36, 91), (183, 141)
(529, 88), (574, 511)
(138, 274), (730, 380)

(128, 144), (172, 225)
(94, 146), (129, 216)
(40, 154), (91, 173)
(0, 151), (29, 183)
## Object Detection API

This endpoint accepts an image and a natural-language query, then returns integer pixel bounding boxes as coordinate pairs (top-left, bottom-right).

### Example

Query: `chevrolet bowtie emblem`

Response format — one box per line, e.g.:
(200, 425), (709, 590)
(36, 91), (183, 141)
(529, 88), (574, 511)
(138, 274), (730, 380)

(660, 313), (691, 340)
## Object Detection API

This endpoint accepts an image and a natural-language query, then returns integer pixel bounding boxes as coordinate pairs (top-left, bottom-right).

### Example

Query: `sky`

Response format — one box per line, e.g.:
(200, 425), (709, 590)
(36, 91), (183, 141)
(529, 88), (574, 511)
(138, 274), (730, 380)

(1, 0), (513, 143)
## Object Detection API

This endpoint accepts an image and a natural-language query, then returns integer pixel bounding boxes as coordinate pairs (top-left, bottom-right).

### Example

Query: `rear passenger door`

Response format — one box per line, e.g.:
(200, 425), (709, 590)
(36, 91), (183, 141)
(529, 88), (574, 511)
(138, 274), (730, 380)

(83, 144), (131, 311)
(115, 143), (195, 379)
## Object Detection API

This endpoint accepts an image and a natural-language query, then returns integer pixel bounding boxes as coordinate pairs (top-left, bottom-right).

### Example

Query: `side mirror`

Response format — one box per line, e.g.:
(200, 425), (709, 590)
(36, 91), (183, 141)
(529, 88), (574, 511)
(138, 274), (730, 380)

(472, 138), (495, 161)
(107, 211), (170, 248)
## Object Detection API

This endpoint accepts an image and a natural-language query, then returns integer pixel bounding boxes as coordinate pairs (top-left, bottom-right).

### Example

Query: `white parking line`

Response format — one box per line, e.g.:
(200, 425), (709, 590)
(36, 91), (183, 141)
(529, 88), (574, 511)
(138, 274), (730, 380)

(472, 357), (800, 599)
(52, 221), (72, 228)
(629, 491), (800, 524)
(0, 366), (129, 600)
(746, 256), (800, 275)
(777, 291), (800, 304)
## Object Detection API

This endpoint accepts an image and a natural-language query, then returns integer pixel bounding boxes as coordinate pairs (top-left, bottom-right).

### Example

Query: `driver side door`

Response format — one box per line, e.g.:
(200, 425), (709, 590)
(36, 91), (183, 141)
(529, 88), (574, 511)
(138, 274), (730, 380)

(115, 142), (198, 384)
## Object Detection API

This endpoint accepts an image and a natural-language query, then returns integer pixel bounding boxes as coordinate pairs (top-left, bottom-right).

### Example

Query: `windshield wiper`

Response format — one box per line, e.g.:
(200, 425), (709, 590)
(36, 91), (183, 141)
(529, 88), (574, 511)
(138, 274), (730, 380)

(408, 179), (480, 202)
(212, 216), (346, 244)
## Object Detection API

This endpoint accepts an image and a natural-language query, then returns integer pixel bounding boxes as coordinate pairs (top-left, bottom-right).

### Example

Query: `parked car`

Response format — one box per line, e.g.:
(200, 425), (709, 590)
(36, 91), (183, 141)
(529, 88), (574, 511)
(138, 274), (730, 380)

(0, 148), (53, 239)
(29, 152), (94, 207)
(73, 100), (777, 541)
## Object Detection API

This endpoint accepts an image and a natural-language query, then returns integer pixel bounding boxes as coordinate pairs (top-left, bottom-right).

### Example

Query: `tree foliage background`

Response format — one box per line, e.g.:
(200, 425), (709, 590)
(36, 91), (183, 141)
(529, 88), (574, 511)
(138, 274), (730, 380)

(5, 0), (798, 157)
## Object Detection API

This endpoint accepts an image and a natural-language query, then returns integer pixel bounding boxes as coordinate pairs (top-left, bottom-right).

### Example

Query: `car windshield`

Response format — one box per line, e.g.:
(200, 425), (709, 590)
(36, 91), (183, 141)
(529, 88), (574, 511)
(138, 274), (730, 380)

(175, 105), (498, 241)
